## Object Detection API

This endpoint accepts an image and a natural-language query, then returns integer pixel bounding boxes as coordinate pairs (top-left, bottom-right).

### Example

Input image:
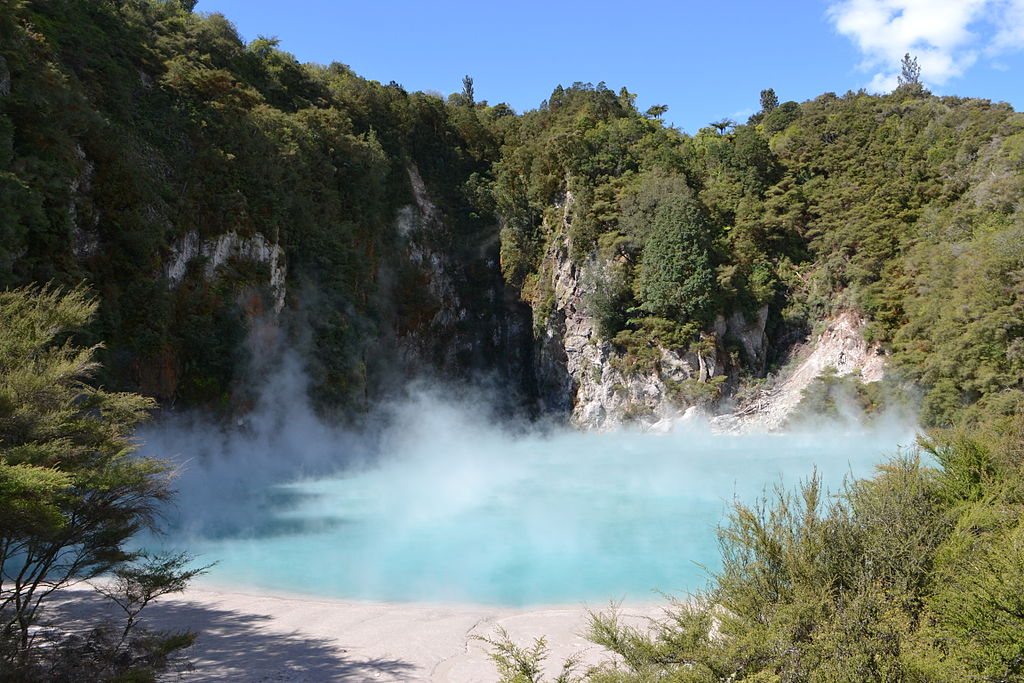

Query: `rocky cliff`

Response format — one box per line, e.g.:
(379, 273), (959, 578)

(523, 193), (891, 430)
(530, 197), (774, 430)
(18, 2), (1021, 429)
(712, 309), (887, 432)
(534, 261), (883, 430)
(387, 164), (535, 404)
(534, 243), (714, 429)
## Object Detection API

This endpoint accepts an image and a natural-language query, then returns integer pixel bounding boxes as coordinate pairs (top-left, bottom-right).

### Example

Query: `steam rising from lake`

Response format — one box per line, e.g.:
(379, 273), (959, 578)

(141, 360), (915, 606)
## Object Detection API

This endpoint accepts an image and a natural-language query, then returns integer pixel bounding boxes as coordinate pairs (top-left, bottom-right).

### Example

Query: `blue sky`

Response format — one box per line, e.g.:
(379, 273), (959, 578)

(195, 0), (1024, 133)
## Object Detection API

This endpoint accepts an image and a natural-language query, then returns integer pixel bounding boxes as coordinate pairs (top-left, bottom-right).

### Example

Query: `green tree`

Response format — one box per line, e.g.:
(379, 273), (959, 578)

(898, 52), (921, 87)
(0, 286), (200, 678)
(762, 99), (800, 133)
(635, 195), (715, 324)
(759, 87), (778, 113)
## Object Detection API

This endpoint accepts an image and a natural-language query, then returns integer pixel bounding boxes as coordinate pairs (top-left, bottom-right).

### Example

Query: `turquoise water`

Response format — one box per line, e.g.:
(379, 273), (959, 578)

(147, 395), (913, 606)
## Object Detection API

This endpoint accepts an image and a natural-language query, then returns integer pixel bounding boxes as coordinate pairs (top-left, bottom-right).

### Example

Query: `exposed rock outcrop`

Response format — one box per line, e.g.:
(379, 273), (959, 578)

(529, 190), (778, 431)
(0, 55), (10, 97)
(389, 164), (534, 404)
(69, 145), (100, 259)
(535, 242), (724, 430)
(712, 309), (886, 432)
(533, 246), (883, 431)
(165, 230), (287, 314)
(714, 306), (770, 375)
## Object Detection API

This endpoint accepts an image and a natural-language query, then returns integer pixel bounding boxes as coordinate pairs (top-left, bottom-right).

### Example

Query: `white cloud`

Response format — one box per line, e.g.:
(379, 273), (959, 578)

(828, 0), (1024, 90)
(990, 0), (1024, 52)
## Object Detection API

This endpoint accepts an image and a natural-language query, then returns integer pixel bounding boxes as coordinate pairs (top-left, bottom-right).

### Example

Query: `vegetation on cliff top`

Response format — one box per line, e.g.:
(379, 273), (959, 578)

(3, 0), (1023, 426)
(1, 0), (503, 415)
(491, 79), (1024, 427)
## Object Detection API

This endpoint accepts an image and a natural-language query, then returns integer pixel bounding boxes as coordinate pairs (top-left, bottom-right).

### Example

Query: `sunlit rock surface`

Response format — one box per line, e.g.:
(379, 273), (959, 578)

(713, 309), (887, 432)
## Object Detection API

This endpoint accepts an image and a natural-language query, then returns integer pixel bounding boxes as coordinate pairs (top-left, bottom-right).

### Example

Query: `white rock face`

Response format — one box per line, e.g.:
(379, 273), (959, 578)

(536, 241), (719, 431)
(714, 309), (886, 432)
(165, 231), (200, 284)
(165, 230), (287, 314)
(714, 305), (770, 372)
(406, 164), (440, 224)
(537, 238), (881, 432)
(69, 145), (99, 259)
(530, 190), (771, 431)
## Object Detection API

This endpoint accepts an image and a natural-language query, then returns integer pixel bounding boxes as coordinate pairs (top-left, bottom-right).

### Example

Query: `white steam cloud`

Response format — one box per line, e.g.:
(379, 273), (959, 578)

(138, 356), (918, 606)
(828, 0), (1024, 90)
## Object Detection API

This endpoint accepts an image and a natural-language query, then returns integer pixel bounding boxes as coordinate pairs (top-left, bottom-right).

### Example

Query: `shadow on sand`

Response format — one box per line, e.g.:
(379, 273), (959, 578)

(50, 591), (416, 682)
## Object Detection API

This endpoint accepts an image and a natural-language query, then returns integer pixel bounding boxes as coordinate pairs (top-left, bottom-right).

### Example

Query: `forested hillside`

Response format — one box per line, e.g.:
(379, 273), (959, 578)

(2, 0), (1023, 426)
(1, 0), (530, 418)
(491, 80), (1024, 426)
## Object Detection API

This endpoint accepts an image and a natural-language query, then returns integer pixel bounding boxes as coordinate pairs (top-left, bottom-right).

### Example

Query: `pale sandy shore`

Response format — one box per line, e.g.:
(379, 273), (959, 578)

(52, 583), (664, 682)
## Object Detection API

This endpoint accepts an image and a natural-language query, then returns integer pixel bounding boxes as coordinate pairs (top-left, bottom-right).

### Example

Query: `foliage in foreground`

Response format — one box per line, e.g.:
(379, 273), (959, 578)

(0, 286), (204, 681)
(487, 417), (1024, 682)
(473, 627), (583, 683)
